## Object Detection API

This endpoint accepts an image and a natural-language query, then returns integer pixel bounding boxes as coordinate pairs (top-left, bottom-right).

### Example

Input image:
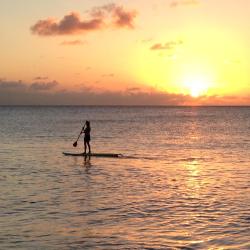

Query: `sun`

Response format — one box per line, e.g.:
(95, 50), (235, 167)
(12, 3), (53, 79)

(184, 75), (211, 97)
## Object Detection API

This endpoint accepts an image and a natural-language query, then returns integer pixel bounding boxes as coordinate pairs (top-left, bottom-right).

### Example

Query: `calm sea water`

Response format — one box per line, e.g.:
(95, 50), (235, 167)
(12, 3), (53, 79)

(0, 106), (249, 249)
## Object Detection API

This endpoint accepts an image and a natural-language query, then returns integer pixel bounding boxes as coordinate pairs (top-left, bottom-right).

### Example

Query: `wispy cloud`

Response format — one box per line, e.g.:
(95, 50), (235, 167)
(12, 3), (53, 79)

(170, 0), (200, 8)
(102, 73), (115, 77)
(127, 87), (141, 93)
(150, 40), (183, 51)
(31, 4), (137, 36)
(60, 40), (86, 46)
(141, 38), (154, 44)
(34, 76), (49, 81)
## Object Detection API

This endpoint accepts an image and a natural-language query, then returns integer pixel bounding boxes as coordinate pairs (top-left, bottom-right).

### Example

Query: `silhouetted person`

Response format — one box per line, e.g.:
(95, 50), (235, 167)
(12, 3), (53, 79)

(82, 120), (91, 155)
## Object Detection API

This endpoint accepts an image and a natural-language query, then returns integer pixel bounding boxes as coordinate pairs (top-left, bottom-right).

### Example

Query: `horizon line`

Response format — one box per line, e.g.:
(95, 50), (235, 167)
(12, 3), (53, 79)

(0, 105), (249, 108)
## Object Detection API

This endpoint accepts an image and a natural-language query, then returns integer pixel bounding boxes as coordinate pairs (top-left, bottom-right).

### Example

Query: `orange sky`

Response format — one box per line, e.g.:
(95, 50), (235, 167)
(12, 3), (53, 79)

(0, 0), (250, 105)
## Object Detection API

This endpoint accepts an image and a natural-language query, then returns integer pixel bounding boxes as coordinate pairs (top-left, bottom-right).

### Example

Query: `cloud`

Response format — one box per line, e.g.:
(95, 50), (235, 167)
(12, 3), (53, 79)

(90, 4), (137, 28)
(1, 79), (249, 106)
(0, 89), (188, 106)
(31, 4), (137, 36)
(127, 87), (141, 93)
(60, 40), (86, 46)
(0, 80), (25, 89)
(170, 0), (200, 8)
(31, 12), (103, 36)
(30, 81), (58, 91)
(195, 95), (250, 106)
(34, 76), (49, 81)
(112, 5), (137, 28)
(0, 79), (58, 92)
(150, 40), (183, 51)
(0, 79), (189, 105)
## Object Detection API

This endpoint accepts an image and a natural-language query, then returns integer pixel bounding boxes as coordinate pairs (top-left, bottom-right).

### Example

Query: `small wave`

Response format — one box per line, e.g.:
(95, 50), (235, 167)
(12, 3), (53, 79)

(120, 154), (161, 161)
(173, 157), (211, 163)
(120, 154), (213, 163)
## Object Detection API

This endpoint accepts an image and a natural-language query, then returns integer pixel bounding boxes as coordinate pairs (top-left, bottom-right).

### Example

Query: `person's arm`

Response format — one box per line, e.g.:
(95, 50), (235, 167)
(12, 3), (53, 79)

(81, 124), (86, 134)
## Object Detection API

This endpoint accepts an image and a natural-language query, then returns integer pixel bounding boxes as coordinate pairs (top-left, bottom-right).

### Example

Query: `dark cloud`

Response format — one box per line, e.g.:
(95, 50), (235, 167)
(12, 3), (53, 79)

(0, 79), (188, 105)
(30, 81), (58, 91)
(0, 80), (25, 89)
(31, 4), (137, 36)
(0, 79), (58, 92)
(60, 40), (86, 46)
(0, 89), (188, 106)
(112, 5), (137, 28)
(91, 4), (137, 28)
(170, 0), (200, 8)
(150, 40), (183, 51)
(31, 12), (103, 36)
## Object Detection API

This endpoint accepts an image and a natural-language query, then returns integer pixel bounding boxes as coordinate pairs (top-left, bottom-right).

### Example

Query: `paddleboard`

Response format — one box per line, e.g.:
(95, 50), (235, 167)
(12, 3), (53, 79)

(63, 152), (122, 158)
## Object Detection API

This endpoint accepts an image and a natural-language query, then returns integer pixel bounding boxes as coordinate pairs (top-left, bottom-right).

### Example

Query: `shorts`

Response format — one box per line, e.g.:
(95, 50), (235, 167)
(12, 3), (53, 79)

(84, 135), (91, 142)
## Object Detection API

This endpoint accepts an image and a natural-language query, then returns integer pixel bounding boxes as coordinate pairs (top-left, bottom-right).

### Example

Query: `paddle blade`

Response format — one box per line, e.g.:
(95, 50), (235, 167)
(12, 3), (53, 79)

(73, 141), (78, 147)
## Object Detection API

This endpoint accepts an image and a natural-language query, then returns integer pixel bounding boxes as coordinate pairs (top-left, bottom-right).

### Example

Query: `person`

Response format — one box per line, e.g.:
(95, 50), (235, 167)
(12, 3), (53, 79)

(82, 120), (91, 155)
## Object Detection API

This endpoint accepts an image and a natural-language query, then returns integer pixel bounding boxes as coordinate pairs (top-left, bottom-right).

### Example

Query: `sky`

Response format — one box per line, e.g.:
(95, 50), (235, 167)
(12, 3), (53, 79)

(0, 0), (250, 105)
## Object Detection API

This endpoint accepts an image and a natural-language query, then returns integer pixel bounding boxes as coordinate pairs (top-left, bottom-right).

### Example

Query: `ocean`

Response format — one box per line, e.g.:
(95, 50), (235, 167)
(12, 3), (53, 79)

(0, 106), (249, 249)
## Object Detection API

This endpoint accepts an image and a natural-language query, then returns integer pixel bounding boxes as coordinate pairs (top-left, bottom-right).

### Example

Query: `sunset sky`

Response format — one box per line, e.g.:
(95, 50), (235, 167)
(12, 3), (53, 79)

(1, 0), (250, 105)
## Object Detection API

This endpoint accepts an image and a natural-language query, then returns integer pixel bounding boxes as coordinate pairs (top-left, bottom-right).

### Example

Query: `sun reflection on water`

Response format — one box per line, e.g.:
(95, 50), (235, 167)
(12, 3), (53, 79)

(184, 159), (202, 199)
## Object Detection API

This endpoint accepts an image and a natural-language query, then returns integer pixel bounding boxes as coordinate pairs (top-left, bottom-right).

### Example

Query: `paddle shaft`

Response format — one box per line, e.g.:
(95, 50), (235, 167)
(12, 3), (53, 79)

(76, 124), (85, 142)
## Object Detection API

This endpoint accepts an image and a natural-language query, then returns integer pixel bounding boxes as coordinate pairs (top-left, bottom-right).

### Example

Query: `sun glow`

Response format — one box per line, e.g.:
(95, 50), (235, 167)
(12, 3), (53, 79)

(184, 75), (212, 97)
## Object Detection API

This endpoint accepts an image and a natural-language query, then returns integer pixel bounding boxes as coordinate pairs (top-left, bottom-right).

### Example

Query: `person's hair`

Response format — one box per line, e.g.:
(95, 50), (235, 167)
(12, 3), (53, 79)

(86, 120), (90, 127)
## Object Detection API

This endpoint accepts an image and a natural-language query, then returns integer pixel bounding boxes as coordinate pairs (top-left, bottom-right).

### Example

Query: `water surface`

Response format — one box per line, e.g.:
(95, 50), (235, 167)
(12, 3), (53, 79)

(0, 106), (249, 249)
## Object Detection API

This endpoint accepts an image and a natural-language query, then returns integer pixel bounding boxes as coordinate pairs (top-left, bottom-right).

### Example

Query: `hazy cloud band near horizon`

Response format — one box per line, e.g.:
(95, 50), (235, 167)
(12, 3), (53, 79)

(0, 79), (249, 106)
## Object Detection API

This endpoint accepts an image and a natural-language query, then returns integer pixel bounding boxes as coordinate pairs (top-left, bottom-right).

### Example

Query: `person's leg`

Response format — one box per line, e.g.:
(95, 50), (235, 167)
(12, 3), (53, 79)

(84, 140), (87, 154)
(87, 141), (91, 154)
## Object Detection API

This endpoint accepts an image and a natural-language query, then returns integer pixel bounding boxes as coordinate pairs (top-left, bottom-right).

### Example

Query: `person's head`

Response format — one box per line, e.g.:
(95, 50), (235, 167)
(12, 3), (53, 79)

(86, 120), (90, 127)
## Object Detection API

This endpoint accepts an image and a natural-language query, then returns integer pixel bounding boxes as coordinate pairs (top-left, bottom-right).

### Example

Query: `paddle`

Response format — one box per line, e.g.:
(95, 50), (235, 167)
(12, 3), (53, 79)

(73, 125), (85, 147)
